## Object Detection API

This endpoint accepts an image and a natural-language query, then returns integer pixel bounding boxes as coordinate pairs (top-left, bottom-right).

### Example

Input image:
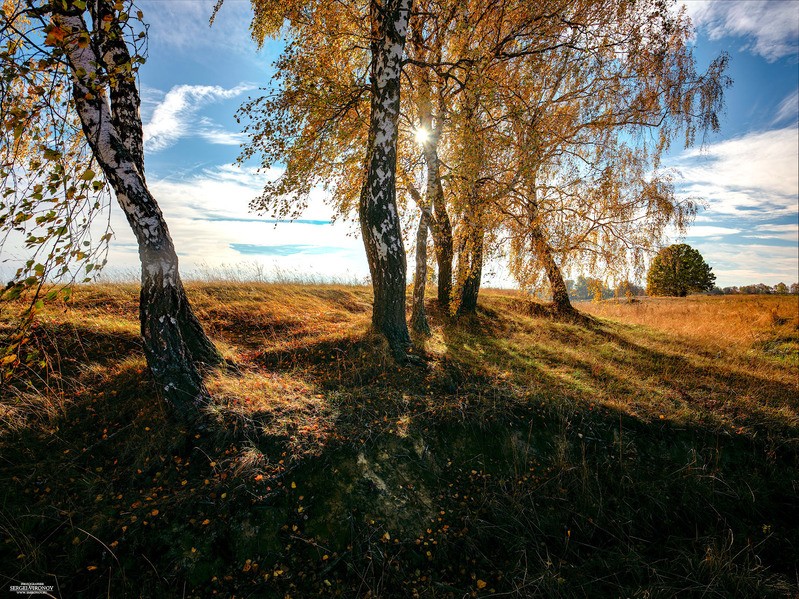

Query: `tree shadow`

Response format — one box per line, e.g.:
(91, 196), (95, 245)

(2, 292), (798, 598)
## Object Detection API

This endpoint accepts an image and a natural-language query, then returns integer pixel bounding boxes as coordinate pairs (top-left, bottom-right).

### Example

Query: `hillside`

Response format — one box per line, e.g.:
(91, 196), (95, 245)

(1, 285), (798, 597)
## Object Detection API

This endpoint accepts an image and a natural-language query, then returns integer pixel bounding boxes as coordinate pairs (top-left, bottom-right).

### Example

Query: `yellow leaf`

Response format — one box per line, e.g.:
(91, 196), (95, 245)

(476, 579), (487, 589)
(44, 26), (67, 46)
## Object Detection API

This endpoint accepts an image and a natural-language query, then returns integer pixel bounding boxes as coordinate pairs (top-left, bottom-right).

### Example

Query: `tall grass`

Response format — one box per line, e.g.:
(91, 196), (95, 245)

(580, 294), (798, 349)
(1, 284), (796, 597)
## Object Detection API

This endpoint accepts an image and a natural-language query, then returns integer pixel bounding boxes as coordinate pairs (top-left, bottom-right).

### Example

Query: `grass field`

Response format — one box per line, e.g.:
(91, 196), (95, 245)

(1, 285), (797, 597)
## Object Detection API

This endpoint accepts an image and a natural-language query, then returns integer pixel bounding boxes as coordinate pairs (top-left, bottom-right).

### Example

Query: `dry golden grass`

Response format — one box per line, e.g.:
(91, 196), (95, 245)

(579, 294), (799, 349)
(1, 284), (797, 598)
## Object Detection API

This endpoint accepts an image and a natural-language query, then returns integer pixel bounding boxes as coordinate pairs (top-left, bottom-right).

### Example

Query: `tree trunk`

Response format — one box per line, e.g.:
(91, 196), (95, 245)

(423, 147), (453, 311)
(359, 0), (414, 360)
(411, 19), (452, 313)
(55, 11), (222, 421)
(531, 226), (574, 314)
(456, 227), (483, 316)
(410, 206), (431, 334)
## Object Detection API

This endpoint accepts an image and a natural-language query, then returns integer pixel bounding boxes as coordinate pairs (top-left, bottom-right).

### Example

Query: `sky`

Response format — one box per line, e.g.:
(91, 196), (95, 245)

(4, 0), (798, 288)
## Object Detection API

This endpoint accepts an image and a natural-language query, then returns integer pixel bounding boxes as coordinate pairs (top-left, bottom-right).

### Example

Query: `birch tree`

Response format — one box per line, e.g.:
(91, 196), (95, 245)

(1, 0), (223, 421)
(245, 0), (418, 360)
(239, 0), (729, 325)
(493, 1), (729, 313)
(358, 0), (415, 359)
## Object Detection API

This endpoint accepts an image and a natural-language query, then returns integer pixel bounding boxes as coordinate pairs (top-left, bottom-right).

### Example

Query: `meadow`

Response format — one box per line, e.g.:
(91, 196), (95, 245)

(1, 285), (797, 597)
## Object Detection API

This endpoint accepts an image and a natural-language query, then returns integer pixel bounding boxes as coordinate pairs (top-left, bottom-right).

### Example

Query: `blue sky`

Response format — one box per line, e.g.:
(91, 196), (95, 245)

(34, 0), (799, 287)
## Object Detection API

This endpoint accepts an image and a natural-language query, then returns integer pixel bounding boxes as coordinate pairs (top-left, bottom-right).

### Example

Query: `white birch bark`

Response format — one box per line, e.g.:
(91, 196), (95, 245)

(359, 0), (416, 359)
(52, 10), (221, 420)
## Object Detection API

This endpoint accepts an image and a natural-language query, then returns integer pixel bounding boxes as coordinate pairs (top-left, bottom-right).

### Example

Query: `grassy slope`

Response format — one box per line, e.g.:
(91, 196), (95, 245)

(1, 285), (797, 597)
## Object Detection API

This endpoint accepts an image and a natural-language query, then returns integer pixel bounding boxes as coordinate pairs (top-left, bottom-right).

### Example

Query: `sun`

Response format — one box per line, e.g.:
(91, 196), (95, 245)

(414, 127), (430, 145)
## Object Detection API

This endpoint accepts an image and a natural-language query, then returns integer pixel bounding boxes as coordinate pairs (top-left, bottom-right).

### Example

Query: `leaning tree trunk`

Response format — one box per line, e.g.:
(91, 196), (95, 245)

(410, 205), (432, 334)
(531, 226), (574, 315)
(359, 0), (415, 360)
(55, 10), (222, 421)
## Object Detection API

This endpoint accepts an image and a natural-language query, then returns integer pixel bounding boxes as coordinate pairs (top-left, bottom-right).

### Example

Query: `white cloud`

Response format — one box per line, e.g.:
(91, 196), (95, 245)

(685, 225), (741, 237)
(773, 90), (799, 126)
(748, 223), (799, 242)
(143, 84), (254, 152)
(755, 223), (798, 233)
(672, 127), (798, 219)
(138, 0), (259, 56)
(682, 0), (799, 61)
(689, 241), (798, 287)
(196, 122), (247, 147)
(100, 164), (369, 282)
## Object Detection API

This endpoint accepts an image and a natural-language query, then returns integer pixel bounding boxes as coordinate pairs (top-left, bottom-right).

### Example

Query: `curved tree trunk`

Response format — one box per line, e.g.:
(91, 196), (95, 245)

(410, 206), (431, 334)
(55, 10), (222, 422)
(359, 0), (414, 360)
(531, 226), (574, 314)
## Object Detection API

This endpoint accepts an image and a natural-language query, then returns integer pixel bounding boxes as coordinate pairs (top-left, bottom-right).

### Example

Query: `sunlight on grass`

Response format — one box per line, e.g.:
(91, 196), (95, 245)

(1, 284), (797, 597)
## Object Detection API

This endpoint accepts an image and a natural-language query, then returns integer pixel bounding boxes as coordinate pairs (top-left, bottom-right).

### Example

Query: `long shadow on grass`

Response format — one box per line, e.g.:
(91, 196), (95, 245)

(441, 305), (798, 439)
(3, 300), (798, 598)
(428, 305), (799, 588)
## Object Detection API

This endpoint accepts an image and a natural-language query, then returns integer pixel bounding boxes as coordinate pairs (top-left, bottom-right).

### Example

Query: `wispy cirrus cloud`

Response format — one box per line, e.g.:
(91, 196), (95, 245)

(682, 0), (799, 62)
(143, 84), (254, 152)
(196, 125), (246, 147)
(100, 163), (368, 281)
(684, 225), (741, 238)
(773, 90), (799, 126)
(746, 223), (799, 243)
(673, 126), (798, 219)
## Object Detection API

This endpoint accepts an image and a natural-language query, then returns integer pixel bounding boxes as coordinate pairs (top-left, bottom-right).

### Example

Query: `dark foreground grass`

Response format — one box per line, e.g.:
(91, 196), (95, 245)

(1, 284), (797, 597)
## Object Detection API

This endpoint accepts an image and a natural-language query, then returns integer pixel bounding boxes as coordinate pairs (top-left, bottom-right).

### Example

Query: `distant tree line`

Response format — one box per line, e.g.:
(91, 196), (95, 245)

(565, 276), (645, 302)
(718, 283), (799, 295)
(564, 276), (799, 301)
